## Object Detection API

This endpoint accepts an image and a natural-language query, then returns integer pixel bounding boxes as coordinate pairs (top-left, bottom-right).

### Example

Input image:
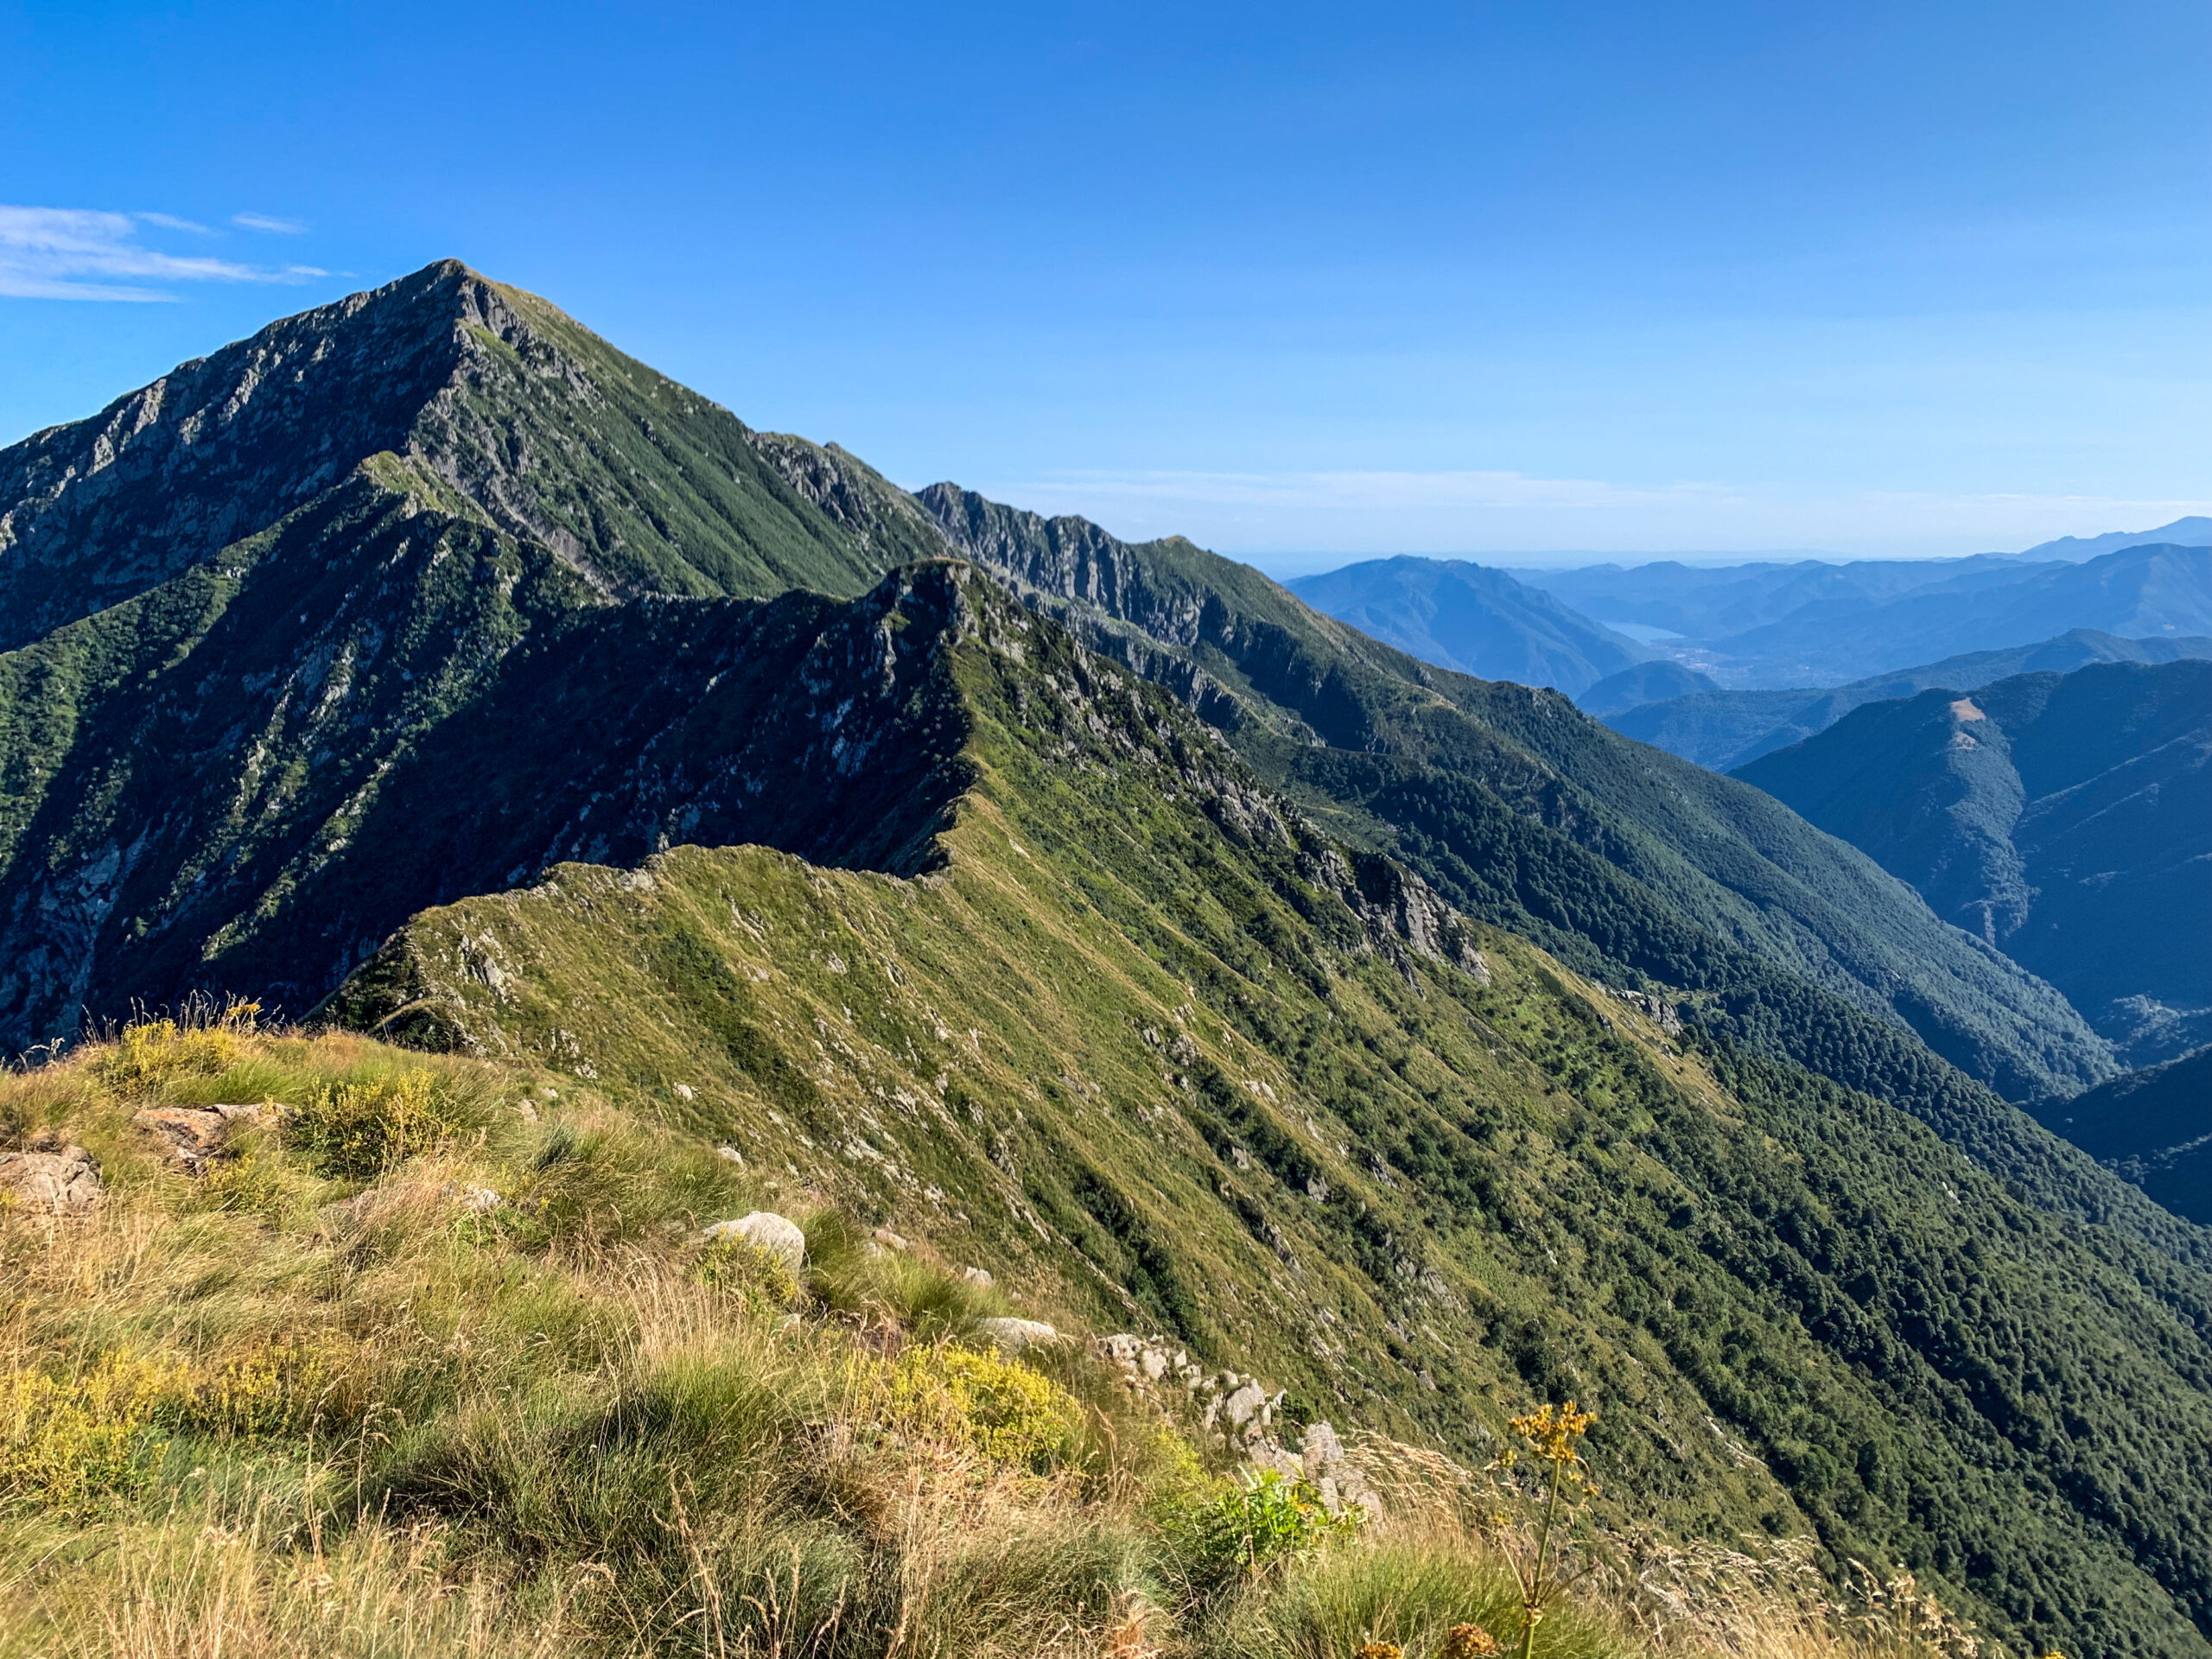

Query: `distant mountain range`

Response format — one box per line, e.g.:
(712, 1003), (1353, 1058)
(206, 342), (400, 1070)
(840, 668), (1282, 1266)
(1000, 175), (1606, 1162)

(1290, 528), (2212, 697)
(2019, 516), (2212, 562)
(1735, 659), (2212, 1069)
(1284, 556), (1650, 695)
(1596, 628), (2212, 771)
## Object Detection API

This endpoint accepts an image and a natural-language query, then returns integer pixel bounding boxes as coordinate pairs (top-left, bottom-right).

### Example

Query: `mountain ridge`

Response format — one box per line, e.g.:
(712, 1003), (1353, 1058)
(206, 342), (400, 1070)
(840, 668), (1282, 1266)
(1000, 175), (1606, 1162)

(1736, 659), (2212, 1071)
(1285, 556), (1654, 696)
(1605, 627), (2212, 770)
(327, 562), (2212, 1656)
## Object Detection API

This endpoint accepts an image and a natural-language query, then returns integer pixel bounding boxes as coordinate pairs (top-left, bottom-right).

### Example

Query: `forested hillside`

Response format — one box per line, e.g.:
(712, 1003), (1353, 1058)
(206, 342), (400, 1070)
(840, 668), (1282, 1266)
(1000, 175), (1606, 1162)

(331, 563), (2212, 1657)
(1738, 660), (2212, 1068)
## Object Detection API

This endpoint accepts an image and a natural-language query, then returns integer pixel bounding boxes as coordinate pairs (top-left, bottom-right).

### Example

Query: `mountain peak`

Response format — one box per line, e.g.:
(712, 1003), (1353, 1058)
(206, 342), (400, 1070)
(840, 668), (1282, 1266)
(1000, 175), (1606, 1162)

(0, 264), (942, 651)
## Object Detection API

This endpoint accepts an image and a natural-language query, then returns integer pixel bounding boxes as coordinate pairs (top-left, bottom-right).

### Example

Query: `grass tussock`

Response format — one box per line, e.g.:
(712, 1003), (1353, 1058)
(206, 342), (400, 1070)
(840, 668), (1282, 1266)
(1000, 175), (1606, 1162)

(0, 1015), (1993, 1659)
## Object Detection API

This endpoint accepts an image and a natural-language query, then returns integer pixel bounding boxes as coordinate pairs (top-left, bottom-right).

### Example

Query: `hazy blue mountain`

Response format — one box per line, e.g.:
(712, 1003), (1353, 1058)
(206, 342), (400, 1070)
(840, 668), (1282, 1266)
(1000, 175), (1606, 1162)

(1694, 544), (2212, 686)
(1506, 536), (2212, 689)
(2032, 1046), (2212, 1224)
(2020, 517), (2212, 563)
(1574, 658), (1720, 715)
(1512, 553), (2055, 644)
(1736, 660), (2212, 1066)
(1606, 629), (2212, 770)
(1285, 556), (1652, 695)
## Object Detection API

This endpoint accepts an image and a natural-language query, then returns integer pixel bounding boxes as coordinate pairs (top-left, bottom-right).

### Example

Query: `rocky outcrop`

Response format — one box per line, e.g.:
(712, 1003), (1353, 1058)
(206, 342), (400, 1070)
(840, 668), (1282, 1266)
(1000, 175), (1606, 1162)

(133, 1102), (269, 1173)
(0, 1142), (102, 1213)
(1093, 1332), (1379, 1514)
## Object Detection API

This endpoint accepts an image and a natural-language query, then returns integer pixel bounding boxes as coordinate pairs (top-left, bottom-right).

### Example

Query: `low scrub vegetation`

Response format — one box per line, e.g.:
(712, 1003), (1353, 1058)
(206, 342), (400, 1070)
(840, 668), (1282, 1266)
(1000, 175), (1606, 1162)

(0, 1016), (2000, 1657)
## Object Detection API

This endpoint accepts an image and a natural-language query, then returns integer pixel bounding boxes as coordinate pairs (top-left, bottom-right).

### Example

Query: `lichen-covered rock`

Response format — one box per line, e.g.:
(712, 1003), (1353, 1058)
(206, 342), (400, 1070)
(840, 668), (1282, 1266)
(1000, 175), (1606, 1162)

(0, 1144), (102, 1213)
(701, 1211), (805, 1268)
(974, 1317), (1058, 1354)
(133, 1103), (267, 1173)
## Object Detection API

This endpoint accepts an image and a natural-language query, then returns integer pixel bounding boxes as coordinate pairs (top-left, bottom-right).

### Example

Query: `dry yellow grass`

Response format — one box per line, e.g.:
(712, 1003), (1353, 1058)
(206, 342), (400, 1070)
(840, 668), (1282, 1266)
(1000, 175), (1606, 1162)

(0, 1019), (1991, 1659)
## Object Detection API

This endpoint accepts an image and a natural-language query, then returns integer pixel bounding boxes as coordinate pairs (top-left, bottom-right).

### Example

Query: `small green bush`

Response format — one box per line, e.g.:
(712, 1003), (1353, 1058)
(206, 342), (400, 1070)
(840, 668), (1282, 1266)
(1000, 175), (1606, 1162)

(694, 1236), (800, 1310)
(1176, 1469), (1360, 1583)
(288, 1070), (454, 1178)
(0, 1354), (182, 1517)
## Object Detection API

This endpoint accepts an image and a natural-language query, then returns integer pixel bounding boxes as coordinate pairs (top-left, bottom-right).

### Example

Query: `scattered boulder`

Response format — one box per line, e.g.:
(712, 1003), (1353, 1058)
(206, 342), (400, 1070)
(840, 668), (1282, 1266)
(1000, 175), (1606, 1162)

(701, 1211), (806, 1268)
(1219, 1380), (1268, 1430)
(715, 1144), (745, 1165)
(871, 1227), (908, 1251)
(1096, 1332), (1204, 1389)
(133, 1103), (268, 1173)
(1292, 1420), (1380, 1515)
(1092, 1333), (1378, 1516)
(974, 1316), (1059, 1354)
(0, 1144), (102, 1214)
(454, 1185), (503, 1212)
(960, 1265), (994, 1287)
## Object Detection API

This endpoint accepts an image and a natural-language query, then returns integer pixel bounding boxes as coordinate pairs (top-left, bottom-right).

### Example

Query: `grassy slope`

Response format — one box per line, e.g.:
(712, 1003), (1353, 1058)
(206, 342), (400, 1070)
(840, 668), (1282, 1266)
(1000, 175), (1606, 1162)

(331, 572), (2212, 1658)
(1737, 663), (2212, 1053)
(893, 480), (2113, 1114)
(5, 1017), (2001, 1659)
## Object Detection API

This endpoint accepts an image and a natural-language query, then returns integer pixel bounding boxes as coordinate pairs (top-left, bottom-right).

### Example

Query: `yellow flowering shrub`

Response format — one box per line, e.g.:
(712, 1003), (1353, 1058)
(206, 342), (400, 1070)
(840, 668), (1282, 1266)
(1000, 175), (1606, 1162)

(884, 1342), (1081, 1472)
(0, 1353), (184, 1516)
(97, 1005), (256, 1090)
(289, 1070), (452, 1178)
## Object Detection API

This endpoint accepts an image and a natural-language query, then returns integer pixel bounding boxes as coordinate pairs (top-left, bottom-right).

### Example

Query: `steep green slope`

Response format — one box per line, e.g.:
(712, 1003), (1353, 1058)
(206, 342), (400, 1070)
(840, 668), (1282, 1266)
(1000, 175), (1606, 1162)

(1286, 556), (1652, 695)
(1605, 629), (2212, 771)
(0, 456), (972, 1044)
(866, 482), (2123, 1120)
(2034, 1046), (2212, 1224)
(839, 479), (2107, 1103)
(333, 567), (2212, 1658)
(1738, 662), (2212, 1070)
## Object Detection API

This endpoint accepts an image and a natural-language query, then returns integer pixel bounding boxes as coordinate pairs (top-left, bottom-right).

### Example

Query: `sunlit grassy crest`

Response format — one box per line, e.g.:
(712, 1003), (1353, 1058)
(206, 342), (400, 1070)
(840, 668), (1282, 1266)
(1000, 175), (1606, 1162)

(0, 1016), (1987, 1659)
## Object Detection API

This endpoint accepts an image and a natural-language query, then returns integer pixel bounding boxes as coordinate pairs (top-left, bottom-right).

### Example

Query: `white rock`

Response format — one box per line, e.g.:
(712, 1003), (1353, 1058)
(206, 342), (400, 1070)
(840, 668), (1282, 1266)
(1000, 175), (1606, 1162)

(701, 1211), (806, 1268)
(872, 1227), (908, 1251)
(960, 1265), (994, 1287)
(974, 1317), (1058, 1355)
(715, 1145), (745, 1164)
(1222, 1381), (1268, 1429)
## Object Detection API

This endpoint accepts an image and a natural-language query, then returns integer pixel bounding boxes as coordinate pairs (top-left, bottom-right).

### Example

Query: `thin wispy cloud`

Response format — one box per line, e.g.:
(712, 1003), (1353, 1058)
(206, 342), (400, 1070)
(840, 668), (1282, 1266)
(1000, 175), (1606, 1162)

(232, 211), (308, 234)
(0, 207), (326, 301)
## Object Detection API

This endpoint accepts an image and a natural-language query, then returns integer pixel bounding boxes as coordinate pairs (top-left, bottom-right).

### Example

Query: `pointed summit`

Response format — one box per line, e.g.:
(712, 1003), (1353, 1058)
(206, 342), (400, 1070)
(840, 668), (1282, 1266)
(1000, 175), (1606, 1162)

(0, 262), (949, 650)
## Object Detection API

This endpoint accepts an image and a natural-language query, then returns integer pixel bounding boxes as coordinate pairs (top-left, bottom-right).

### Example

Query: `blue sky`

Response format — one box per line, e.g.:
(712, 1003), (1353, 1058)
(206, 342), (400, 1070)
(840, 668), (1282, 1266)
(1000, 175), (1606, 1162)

(3, 0), (2206, 567)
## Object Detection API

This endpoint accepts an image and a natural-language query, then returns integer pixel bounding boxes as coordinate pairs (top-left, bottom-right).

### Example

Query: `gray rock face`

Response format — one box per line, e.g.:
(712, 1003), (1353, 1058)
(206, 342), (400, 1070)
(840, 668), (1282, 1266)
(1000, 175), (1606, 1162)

(133, 1102), (268, 1173)
(0, 1144), (102, 1213)
(701, 1211), (806, 1268)
(974, 1317), (1058, 1354)
(959, 1265), (994, 1287)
